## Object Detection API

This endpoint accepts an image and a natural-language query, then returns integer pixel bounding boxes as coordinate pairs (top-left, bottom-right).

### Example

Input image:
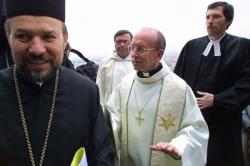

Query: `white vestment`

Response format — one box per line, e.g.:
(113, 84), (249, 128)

(242, 105), (250, 165)
(107, 63), (209, 166)
(96, 52), (134, 112)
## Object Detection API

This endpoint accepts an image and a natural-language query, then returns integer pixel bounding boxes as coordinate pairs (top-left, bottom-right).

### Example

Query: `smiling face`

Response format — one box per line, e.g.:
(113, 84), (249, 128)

(6, 15), (68, 82)
(114, 33), (132, 58)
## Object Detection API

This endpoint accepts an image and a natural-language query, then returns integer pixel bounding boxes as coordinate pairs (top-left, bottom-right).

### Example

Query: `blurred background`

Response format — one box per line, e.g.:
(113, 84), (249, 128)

(66, 0), (250, 69)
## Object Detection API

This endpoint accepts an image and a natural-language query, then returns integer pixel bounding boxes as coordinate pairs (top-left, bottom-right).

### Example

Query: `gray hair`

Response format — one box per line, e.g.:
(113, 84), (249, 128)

(156, 30), (166, 50)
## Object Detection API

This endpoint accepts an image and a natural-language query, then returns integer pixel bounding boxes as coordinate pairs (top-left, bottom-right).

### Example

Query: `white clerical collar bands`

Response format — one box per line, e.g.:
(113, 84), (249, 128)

(142, 72), (150, 77)
(203, 34), (225, 57)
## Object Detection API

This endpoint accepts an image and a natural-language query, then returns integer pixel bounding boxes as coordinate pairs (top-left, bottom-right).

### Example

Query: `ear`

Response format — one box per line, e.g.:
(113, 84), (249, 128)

(226, 20), (232, 29)
(5, 31), (11, 44)
(63, 32), (68, 49)
(157, 49), (164, 60)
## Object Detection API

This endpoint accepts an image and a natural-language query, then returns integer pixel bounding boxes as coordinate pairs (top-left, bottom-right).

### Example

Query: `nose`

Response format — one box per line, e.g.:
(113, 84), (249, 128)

(28, 37), (46, 55)
(120, 41), (129, 47)
(207, 16), (213, 23)
(120, 42), (126, 46)
(131, 48), (138, 58)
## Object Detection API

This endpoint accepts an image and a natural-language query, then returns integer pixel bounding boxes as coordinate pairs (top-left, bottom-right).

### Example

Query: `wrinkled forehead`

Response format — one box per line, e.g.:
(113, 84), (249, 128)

(133, 30), (157, 47)
(206, 6), (224, 16)
(115, 33), (132, 41)
(7, 15), (64, 32)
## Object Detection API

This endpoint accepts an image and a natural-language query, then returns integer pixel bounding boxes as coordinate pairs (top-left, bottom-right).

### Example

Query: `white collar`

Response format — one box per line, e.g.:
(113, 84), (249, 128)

(111, 51), (132, 61)
(35, 81), (43, 87)
(142, 72), (150, 77)
(203, 34), (225, 57)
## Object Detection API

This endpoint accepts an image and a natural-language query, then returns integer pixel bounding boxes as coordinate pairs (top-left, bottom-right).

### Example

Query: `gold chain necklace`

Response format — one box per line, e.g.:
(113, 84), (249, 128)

(13, 65), (59, 166)
(133, 82), (159, 126)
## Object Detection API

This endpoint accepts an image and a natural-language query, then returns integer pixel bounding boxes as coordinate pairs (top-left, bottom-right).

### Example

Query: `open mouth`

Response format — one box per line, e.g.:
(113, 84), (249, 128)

(26, 57), (51, 70)
(28, 59), (48, 64)
(26, 54), (51, 65)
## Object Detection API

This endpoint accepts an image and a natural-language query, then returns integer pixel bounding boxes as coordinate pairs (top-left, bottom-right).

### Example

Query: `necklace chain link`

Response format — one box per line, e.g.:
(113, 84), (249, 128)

(133, 82), (158, 126)
(13, 65), (59, 166)
(134, 84), (158, 114)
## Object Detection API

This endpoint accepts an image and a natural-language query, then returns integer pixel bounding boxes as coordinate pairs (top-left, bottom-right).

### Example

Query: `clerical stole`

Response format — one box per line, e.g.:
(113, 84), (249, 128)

(119, 73), (187, 166)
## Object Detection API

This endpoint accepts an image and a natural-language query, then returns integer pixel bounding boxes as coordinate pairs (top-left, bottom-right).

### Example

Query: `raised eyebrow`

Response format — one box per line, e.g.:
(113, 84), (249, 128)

(207, 13), (221, 17)
(15, 28), (57, 33)
(13, 29), (57, 36)
(44, 31), (58, 35)
(14, 28), (29, 34)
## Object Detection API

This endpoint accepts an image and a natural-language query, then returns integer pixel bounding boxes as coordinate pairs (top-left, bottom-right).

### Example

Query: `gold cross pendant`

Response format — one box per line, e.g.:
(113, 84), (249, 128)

(135, 112), (144, 126)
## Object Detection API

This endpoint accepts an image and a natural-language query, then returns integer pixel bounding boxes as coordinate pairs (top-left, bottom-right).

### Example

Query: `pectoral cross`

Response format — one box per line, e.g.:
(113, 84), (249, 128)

(135, 112), (144, 126)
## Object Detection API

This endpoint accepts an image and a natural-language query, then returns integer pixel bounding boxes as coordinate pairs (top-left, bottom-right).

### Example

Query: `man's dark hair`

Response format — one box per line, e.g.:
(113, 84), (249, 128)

(207, 1), (234, 22)
(114, 30), (133, 41)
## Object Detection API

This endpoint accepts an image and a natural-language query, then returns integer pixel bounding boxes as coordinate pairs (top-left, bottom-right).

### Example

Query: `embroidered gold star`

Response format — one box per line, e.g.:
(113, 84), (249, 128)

(159, 113), (175, 130)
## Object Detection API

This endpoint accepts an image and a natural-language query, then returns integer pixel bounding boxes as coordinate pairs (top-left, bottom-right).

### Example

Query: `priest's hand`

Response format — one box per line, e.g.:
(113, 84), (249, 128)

(196, 91), (214, 110)
(150, 142), (182, 160)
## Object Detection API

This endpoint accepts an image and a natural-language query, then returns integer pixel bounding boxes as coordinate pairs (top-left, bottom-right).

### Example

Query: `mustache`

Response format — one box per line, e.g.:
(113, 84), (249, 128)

(26, 53), (53, 64)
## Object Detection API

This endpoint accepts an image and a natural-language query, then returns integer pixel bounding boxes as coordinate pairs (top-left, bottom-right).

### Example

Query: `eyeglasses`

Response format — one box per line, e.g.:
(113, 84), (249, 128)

(128, 44), (159, 54)
(115, 40), (130, 45)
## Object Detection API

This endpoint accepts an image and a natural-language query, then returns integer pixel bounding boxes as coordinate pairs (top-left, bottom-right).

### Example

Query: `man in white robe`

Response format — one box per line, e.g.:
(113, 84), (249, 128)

(242, 105), (250, 165)
(96, 30), (134, 112)
(107, 28), (209, 166)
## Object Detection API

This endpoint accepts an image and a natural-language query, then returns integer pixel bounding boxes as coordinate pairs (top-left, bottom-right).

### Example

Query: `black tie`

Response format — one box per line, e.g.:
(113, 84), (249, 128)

(208, 45), (214, 56)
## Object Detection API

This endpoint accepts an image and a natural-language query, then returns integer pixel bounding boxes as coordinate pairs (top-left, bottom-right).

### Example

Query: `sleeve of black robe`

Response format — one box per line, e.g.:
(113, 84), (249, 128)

(175, 37), (250, 112)
(87, 85), (115, 166)
(174, 42), (189, 78)
(213, 38), (250, 111)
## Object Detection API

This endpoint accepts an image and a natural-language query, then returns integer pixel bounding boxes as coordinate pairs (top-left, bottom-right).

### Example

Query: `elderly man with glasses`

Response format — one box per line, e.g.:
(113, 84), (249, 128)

(106, 27), (209, 166)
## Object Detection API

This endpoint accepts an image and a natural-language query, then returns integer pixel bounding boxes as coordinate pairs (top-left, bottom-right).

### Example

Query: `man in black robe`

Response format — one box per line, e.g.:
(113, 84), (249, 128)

(0, 0), (13, 69)
(174, 1), (250, 166)
(0, 0), (114, 165)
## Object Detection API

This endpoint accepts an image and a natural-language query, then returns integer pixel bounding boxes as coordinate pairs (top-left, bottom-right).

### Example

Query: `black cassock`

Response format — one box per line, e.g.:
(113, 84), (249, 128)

(0, 0), (13, 69)
(0, 66), (114, 166)
(174, 34), (250, 166)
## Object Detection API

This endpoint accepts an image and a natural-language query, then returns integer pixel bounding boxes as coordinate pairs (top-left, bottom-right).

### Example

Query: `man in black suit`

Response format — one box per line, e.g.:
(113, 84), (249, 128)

(174, 1), (250, 166)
